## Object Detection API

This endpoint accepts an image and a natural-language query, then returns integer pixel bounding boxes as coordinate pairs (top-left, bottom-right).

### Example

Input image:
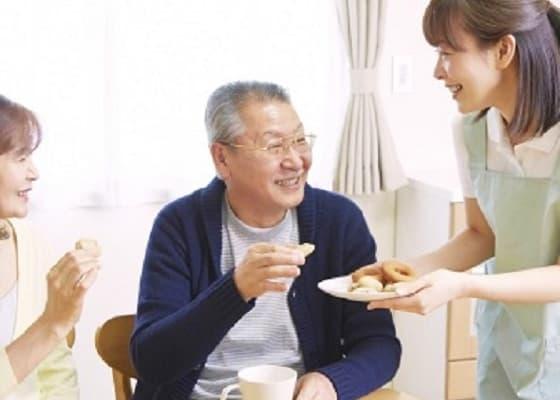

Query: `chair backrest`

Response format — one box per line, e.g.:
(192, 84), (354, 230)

(95, 314), (137, 400)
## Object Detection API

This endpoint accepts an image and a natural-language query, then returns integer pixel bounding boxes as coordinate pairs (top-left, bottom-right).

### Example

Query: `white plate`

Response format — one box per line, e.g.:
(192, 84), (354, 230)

(317, 275), (403, 302)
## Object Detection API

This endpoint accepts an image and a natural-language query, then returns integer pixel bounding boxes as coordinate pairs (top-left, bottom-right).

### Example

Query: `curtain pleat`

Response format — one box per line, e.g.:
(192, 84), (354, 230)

(334, 0), (407, 194)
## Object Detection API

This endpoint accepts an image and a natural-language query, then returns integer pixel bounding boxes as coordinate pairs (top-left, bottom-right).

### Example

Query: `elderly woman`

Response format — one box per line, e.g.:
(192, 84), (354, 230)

(0, 95), (100, 398)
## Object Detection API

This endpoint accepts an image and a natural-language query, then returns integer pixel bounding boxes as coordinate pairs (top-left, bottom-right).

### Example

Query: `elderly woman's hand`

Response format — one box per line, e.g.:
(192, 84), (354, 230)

(40, 240), (101, 339)
(366, 269), (469, 315)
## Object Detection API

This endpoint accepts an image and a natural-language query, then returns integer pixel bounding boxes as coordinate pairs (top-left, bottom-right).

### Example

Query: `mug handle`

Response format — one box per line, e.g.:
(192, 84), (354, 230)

(220, 383), (240, 400)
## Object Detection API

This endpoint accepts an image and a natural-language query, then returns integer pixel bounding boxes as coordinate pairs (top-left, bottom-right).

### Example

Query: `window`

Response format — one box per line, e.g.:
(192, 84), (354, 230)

(1, 0), (347, 208)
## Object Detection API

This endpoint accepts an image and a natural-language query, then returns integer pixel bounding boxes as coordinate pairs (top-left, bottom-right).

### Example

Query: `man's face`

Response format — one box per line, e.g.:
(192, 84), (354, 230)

(218, 100), (312, 224)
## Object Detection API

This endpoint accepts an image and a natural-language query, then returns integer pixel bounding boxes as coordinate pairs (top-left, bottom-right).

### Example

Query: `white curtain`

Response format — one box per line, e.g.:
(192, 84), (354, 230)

(334, 0), (407, 195)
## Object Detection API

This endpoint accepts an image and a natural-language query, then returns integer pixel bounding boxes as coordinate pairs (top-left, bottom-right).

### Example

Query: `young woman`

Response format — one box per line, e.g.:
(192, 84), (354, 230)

(0, 95), (100, 398)
(356, 1), (560, 398)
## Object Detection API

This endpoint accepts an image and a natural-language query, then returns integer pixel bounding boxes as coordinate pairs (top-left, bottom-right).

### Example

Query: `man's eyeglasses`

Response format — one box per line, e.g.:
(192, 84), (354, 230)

(222, 134), (316, 157)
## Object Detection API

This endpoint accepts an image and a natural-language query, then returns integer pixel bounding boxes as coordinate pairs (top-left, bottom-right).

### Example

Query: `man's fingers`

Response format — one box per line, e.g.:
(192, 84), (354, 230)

(254, 252), (305, 268)
(261, 280), (288, 293)
(249, 242), (281, 253)
(260, 265), (301, 280)
(295, 383), (316, 400)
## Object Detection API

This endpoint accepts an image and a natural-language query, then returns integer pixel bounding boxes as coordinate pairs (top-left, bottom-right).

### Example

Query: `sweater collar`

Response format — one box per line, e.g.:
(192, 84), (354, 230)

(200, 178), (226, 276)
(200, 177), (317, 275)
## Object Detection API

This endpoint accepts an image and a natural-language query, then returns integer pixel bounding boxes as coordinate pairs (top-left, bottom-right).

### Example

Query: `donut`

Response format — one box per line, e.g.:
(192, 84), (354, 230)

(351, 275), (383, 292)
(75, 239), (102, 256)
(75, 238), (99, 251)
(351, 268), (384, 284)
(382, 260), (416, 283)
(297, 243), (315, 257)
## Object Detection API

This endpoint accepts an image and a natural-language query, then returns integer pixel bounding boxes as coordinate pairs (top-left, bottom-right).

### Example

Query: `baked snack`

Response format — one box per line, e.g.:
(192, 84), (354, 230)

(351, 268), (384, 285)
(351, 275), (383, 293)
(75, 238), (99, 251)
(74, 239), (101, 256)
(351, 260), (416, 293)
(382, 260), (416, 282)
(297, 243), (315, 257)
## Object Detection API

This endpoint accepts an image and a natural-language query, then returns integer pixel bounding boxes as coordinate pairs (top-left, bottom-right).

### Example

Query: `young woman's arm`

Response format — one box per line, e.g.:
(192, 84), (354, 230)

(465, 265), (560, 303)
(366, 198), (560, 313)
(407, 197), (495, 275)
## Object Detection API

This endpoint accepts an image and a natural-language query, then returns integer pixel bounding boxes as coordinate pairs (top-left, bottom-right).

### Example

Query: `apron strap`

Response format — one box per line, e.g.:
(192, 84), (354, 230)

(462, 113), (487, 170)
(551, 139), (560, 181)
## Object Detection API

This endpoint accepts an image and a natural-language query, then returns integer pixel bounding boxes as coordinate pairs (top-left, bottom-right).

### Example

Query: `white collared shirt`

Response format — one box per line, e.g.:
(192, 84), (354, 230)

(453, 108), (560, 198)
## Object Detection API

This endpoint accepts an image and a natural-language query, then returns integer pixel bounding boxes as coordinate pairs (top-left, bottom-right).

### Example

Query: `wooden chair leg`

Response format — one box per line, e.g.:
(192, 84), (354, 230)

(112, 370), (133, 400)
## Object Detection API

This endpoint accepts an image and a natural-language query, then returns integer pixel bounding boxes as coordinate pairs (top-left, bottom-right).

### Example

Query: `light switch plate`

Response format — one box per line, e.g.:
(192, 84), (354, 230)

(392, 55), (413, 93)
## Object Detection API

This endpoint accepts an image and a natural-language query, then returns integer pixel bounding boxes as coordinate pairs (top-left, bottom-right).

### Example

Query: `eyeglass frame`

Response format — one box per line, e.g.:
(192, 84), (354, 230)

(219, 133), (316, 157)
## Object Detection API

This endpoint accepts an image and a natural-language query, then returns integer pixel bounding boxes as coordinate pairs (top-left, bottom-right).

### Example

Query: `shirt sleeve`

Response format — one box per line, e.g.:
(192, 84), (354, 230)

(130, 205), (254, 385)
(452, 115), (476, 198)
(36, 341), (79, 399)
(35, 226), (79, 398)
(0, 347), (18, 396)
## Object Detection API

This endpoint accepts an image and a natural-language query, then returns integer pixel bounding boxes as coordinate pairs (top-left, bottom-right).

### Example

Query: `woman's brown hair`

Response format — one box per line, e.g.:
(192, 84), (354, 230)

(423, 0), (560, 137)
(0, 95), (42, 156)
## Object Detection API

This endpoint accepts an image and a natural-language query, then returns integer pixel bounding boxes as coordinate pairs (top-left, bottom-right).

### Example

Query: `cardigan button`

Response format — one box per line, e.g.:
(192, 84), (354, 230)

(292, 290), (297, 298)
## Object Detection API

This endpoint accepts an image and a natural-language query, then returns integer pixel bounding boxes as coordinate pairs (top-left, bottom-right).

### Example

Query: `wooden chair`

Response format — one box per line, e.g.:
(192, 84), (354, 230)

(95, 314), (137, 400)
(361, 388), (421, 400)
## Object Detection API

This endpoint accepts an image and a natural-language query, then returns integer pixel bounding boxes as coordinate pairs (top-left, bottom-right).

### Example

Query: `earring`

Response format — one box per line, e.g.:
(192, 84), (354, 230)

(0, 221), (10, 240)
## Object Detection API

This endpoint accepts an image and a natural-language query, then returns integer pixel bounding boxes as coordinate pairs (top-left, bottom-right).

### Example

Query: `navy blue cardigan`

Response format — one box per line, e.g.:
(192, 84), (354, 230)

(131, 178), (401, 399)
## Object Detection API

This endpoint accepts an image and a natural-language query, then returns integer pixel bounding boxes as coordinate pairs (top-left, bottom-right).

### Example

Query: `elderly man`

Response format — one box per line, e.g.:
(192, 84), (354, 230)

(130, 81), (401, 400)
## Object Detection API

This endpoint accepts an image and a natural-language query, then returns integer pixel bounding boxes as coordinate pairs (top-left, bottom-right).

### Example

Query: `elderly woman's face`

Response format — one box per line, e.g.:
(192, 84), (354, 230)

(0, 149), (39, 218)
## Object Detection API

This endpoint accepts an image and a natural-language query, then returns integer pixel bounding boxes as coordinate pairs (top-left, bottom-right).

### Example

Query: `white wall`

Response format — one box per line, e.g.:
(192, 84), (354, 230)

(379, 0), (462, 193)
(28, 206), (160, 399)
(23, 0), (473, 398)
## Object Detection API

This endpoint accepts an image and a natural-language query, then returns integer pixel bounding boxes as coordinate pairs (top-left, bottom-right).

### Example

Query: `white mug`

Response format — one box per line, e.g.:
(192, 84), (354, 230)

(220, 365), (297, 400)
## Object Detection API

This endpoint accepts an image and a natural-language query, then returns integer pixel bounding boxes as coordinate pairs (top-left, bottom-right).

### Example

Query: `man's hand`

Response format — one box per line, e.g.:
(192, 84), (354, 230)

(233, 243), (305, 302)
(294, 372), (337, 400)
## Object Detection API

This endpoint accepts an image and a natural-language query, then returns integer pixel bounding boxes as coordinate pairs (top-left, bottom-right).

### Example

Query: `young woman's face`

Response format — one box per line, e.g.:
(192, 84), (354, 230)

(433, 29), (503, 113)
(0, 149), (39, 218)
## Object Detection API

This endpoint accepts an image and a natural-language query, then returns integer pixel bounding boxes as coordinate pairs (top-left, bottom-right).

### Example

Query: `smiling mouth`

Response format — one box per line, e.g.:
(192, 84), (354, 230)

(275, 176), (301, 187)
(447, 84), (463, 97)
(18, 189), (31, 198)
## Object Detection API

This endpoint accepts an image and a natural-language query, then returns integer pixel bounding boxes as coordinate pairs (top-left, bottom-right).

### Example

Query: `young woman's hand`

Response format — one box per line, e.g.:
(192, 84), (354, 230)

(367, 269), (469, 314)
(351, 261), (384, 282)
(39, 243), (101, 339)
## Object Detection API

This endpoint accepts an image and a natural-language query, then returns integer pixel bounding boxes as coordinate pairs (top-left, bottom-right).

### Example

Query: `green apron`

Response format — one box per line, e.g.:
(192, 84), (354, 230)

(463, 115), (560, 399)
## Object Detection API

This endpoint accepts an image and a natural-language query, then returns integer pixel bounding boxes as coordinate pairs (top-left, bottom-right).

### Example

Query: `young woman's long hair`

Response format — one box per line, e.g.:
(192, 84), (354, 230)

(423, 0), (560, 137)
